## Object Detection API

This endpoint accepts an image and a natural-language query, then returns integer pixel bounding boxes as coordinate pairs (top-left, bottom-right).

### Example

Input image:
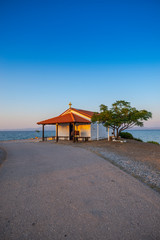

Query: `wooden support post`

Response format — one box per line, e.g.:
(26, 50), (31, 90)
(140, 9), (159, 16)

(69, 123), (71, 140)
(42, 125), (44, 141)
(56, 123), (58, 142)
(73, 123), (75, 142)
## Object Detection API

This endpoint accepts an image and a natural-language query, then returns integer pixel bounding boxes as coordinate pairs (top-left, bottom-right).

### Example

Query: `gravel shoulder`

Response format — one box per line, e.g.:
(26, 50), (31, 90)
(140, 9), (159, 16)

(57, 139), (160, 192)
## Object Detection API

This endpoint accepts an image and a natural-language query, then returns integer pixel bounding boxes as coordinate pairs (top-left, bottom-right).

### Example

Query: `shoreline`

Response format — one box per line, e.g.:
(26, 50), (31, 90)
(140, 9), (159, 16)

(0, 129), (160, 144)
(0, 138), (41, 143)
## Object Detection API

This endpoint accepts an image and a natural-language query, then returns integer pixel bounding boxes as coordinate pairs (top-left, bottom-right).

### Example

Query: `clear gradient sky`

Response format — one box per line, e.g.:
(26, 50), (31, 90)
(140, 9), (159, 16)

(0, 0), (160, 129)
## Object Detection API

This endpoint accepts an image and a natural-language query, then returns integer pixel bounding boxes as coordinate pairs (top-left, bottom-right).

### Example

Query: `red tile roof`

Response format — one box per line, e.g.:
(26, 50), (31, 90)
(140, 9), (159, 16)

(37, 112), (91, 125)
(71, 108), (94, 118)
(60, 108), (94, 118)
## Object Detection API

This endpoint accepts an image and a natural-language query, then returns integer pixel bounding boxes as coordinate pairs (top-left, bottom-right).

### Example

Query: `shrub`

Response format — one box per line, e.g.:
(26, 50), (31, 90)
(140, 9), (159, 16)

(120, 132), (143, 142)
(134, 138), (143, 142)
(119, 132), (134, 139)
(147, 141), (159, 145)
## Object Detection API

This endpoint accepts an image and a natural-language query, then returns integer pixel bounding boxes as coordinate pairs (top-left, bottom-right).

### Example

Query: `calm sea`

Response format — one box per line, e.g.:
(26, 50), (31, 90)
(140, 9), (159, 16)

(0, 131), (55, 141)
(125, 130), (160, 144)
(0, 130), (160, 143)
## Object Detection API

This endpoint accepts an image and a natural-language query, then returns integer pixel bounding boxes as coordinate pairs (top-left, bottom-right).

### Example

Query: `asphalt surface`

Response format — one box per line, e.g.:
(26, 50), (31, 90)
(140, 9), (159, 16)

(0, 142), (160, 240)
(0, 147), (7, 166)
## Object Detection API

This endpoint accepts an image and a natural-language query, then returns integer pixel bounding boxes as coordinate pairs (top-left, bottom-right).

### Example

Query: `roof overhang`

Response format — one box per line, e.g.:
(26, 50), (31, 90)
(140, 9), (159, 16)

(37, 112), (91, 125)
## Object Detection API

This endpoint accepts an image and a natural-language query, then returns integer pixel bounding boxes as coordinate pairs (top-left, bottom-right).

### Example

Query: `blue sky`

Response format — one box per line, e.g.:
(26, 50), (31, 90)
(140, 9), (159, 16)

(0, 0), (160, 129)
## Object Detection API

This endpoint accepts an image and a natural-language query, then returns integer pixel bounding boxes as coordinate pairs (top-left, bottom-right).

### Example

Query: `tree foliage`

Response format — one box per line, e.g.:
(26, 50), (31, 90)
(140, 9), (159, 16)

(92, 100), (152, 138)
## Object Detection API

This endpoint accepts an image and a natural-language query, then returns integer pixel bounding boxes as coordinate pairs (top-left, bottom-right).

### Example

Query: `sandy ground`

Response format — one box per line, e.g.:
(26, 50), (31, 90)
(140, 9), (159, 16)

(58, 139), (160, 171)
(0, 141), (160, 240)
(57, 139), (160, 192)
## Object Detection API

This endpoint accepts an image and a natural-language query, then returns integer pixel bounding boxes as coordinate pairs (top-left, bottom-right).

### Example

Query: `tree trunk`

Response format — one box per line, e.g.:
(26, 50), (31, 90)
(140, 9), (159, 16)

(116, 128), (119, 139)
(112, 128), (115, 137)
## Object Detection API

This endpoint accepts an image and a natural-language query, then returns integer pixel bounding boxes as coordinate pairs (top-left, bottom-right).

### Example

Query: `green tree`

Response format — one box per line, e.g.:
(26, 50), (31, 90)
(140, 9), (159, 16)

(92, 100), (152, 139)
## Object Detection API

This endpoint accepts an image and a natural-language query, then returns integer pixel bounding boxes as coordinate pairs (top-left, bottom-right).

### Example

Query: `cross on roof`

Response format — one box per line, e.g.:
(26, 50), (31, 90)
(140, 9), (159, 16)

(69, 102), (72, 108)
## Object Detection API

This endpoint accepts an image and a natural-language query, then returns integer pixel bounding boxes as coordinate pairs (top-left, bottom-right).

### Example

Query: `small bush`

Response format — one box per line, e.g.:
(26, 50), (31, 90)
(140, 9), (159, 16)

(134, 138), (143, 142)
(120, 132), (134, 139)
(147, 141), (159, 145)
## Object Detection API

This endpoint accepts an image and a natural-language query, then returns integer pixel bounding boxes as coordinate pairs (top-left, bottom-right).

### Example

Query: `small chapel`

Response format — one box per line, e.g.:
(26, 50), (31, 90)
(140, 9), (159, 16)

(37, 103), (108, 142)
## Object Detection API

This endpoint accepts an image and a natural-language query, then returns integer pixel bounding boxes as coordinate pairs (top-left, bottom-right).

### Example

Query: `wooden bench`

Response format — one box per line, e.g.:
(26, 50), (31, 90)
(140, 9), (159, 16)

(74, 137), (90, 142)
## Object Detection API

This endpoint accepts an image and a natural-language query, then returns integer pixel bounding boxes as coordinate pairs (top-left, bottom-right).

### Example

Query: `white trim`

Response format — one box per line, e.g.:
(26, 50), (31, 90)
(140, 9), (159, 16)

(97, 121), (99, 140)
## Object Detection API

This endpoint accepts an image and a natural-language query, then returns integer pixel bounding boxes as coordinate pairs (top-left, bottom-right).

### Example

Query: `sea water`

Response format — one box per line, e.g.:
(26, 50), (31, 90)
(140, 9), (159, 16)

(0, 131), (56, 141)
(125, 130), (160, 144)
(0, 130), (160, 143)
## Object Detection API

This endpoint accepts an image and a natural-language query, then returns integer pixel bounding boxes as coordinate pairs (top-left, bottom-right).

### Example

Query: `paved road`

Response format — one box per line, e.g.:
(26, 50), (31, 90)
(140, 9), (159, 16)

(0, 142), (160, 240)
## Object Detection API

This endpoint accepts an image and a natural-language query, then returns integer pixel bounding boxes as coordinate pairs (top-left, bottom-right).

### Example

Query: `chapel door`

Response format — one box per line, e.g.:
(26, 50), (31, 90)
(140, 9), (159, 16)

(69, 123), (73, 140)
